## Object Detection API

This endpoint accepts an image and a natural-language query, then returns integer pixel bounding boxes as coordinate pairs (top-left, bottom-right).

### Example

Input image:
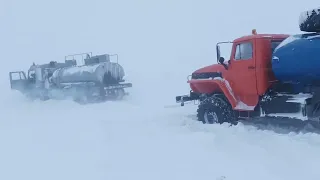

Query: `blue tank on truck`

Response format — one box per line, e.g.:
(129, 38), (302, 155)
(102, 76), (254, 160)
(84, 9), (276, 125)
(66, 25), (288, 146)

(272, 33), (320, 86)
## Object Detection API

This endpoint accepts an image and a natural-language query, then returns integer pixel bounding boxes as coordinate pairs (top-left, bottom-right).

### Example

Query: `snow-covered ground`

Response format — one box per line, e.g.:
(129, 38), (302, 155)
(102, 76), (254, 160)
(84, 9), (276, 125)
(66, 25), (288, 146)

(2, 0), (320, 180)
(2, 91), (320, 180)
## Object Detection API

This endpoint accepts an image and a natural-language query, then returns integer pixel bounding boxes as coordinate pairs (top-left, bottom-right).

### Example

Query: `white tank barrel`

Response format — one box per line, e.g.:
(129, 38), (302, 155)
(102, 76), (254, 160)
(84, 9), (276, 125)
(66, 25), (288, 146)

(49, 62), (125, 85)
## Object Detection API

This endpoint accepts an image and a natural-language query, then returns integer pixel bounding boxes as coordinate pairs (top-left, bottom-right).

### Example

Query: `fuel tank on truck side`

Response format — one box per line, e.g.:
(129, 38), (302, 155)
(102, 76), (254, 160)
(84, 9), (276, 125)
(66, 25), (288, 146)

(49, 62), (125, 86)
(272, 33), (320, 85)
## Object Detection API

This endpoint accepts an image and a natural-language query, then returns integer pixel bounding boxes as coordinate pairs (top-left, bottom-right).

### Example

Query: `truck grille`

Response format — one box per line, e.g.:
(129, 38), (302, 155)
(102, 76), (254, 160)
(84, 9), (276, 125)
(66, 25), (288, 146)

(191, 72), (222, 80)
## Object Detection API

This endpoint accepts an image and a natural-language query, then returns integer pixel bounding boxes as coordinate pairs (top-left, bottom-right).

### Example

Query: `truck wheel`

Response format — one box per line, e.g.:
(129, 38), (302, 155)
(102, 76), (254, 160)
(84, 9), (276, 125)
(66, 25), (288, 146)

(299, 8), (320, 32)
(197, 96), (237, 124)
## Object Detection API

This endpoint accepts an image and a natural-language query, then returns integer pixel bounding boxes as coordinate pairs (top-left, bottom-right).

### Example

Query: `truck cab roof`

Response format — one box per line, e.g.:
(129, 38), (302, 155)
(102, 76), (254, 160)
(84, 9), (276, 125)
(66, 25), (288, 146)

(233, 34), (290, 43)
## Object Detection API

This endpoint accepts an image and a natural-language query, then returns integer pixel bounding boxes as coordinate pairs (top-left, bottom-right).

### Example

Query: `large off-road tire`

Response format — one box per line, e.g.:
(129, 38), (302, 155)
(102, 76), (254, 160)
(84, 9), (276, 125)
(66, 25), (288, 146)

(197, 95), (237, 125)
(299, 8), (320, 32)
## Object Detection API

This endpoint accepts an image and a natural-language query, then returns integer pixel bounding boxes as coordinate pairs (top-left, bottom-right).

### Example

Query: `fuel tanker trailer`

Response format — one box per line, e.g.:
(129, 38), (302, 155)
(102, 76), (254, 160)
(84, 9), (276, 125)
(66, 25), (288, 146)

(9, 53), (132, 103)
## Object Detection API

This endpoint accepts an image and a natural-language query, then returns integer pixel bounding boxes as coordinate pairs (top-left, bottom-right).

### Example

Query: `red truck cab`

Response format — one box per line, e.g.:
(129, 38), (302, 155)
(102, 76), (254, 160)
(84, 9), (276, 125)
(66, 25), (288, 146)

(183, 32), (289, 111)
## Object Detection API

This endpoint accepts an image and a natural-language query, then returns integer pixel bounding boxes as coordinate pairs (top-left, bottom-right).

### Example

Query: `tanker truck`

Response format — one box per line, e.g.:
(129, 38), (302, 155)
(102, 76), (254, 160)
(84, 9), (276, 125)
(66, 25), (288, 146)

(175, 7), (320, 126)
(9, 52), (132, 103)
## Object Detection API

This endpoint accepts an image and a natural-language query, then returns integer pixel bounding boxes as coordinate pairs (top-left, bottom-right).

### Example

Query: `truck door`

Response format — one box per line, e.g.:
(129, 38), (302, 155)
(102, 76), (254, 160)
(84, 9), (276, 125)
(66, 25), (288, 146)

(228, 40), (258, 108)
(9, 71), (29, 92)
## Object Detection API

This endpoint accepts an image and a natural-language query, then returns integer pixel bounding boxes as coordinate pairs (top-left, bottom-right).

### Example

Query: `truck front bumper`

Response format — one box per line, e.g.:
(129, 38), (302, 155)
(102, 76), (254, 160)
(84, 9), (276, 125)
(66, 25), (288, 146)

(175, 91), (200, 106)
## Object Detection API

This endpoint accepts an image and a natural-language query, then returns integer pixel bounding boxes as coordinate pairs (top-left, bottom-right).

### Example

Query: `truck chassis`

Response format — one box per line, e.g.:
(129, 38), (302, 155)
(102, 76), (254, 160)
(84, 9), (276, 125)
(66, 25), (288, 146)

(176, 85), (320, 127)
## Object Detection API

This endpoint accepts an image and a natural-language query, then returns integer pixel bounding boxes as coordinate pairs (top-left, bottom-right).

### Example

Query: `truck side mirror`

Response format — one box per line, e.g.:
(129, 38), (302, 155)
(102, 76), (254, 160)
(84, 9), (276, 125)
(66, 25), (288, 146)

(218, 57), (225, 64)
(218, 57), (228, 70)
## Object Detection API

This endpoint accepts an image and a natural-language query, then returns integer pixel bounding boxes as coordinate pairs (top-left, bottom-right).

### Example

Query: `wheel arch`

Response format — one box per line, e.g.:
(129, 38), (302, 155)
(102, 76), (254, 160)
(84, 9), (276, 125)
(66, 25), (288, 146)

(189, 79), (238, 108)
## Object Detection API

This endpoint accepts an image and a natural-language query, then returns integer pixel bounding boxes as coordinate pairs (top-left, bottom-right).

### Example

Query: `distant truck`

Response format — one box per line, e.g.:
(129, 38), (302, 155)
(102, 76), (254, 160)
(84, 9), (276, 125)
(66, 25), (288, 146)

(175, 7), (320, 125)
(9, 52), (132, 103)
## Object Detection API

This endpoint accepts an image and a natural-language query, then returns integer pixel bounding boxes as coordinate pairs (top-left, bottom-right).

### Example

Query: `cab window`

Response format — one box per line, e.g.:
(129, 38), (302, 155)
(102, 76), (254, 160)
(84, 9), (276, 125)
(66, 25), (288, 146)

(234, 42), (253, 60)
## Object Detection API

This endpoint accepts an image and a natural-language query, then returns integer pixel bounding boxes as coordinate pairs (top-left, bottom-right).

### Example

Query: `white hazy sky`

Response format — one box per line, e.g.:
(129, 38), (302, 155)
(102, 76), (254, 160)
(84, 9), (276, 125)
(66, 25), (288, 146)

(1, 0), (319, 102)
